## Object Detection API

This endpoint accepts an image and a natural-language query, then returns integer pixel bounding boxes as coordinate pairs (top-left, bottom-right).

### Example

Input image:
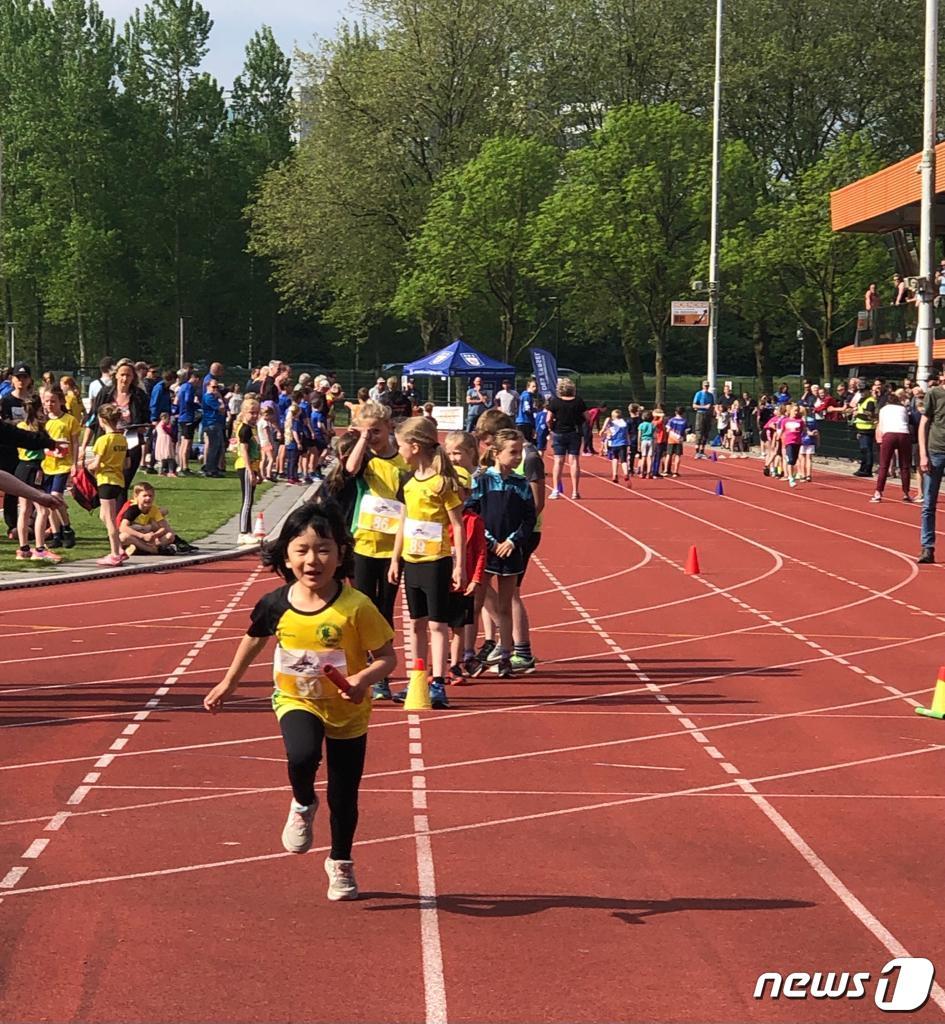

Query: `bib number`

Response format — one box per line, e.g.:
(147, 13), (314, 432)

(357, 494), (404, 535)
(404, 517), (443, 558)
(275, 647), (349, 700)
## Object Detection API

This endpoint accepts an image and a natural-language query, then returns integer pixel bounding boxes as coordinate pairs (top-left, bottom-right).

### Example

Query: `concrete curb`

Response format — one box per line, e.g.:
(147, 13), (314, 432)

(0, 480), (321, 593)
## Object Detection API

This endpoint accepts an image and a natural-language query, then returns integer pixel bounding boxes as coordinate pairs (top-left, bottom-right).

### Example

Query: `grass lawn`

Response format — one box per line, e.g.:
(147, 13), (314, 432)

(0, 460), (271, 572)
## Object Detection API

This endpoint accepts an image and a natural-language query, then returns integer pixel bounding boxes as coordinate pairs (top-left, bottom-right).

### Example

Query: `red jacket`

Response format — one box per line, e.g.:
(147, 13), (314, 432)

(463, 509), (487, 585)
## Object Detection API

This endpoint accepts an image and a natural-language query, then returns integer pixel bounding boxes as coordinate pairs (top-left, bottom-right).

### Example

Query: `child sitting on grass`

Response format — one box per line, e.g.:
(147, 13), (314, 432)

(119, 481), (198, 556)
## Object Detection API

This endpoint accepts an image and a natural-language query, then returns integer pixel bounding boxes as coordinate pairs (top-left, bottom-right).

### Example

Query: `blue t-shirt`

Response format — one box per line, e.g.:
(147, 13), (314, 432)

(201, 391), (225, 427)
(202, 372), (219, 394)
(149, 381), (173, 421)
(775, 392), (791, 404)
(277, 392), (291, 426)
(692, 390), (714, 410)
(668, 415), (688, 439)
(516, 389), (535, 426)
(606, 418), (629, 447)
(534, 410), (549, 435)
(176, 380), (197, 423)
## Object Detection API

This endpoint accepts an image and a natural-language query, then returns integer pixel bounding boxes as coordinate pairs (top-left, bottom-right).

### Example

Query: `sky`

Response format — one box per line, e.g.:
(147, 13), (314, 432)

(97, 0), (350, 89)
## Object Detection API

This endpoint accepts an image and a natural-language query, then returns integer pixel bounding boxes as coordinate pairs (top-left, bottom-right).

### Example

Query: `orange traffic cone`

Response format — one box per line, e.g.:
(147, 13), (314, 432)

(253, 512), (266, 540)
(684, 545), (700, 575)
(916, 666), (945, 719)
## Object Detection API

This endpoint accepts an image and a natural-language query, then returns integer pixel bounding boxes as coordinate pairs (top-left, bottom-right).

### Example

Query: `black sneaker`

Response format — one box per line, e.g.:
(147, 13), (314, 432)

(47, 535), (63, 549)
(475, 639), (496, 663)
(448, 664), (464, 683)
(917, 547), (935, 564)
(61, 527), (76, 549)
(466, 656), (488, 678)
(496, 657), (513, 679)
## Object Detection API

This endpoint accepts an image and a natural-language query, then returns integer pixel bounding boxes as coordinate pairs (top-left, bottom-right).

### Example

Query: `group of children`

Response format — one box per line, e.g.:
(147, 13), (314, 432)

(597, 404), (692, 481)
(760, 402), (820, 487)
(204, 403), (545, 902)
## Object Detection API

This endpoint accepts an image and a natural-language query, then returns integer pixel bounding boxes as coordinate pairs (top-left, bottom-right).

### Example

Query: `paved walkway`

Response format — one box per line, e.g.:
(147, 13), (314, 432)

(0, 480), (319, 591)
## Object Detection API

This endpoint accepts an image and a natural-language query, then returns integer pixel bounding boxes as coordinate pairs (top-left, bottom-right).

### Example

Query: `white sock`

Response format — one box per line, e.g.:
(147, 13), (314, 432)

(292, 800), (311, 812)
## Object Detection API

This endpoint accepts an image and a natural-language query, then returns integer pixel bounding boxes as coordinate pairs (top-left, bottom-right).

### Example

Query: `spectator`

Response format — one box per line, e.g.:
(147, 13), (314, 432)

(892, 273), (910, 305)
(59, 376), (84, 423)
(143, 365), (161, 395)
(494, 380), (519, 418)
(852, 380), (881, 477)
(0, 363), (34, 535)
(936, 261), (945, 308)
(149, 370), (176, 423)
(175, 370), (200, 474)
(516, 378), (538, 442)
(872, 389), (913, 504)
(82, 359), (150, 497)
(917, 375), (945, 563)
(465, 376), (488, 431)
(200, 378), (227, 477)
(547, 377), (586, 500)
(691, 379), (715, 458)
(382, 375), (413, 422)
(369, 376), (388, 402)
(88, 356), (114, 403)
(119, 481), (196, 555)
(203, 361), (224, 393)
(582, 402), (601, 455)
(774, 383), (791, 404)
(797, 379), (816, 409)
(864, 282), (880, 313)
(0, 367), (11, 399)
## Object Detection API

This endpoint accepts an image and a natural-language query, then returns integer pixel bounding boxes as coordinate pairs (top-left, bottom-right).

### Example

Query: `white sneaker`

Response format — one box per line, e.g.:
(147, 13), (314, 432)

(237, 532), (258, 546)
(324, 857), (359, 900)
(281, 798), (317, 854)
(548, 490), (560, 500)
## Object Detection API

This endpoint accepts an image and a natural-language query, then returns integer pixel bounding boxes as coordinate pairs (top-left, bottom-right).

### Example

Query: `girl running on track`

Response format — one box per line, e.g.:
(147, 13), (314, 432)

(204, 500), (396, 902)
(87, 403), (129, 566)
(388, 416), (465, 709)
(799, 406), (819, 483)
(776, 403), (806, 488)
(39, 385), (79, 551)
(235, 396), (262, 544)
(465, 429), (536, 678)
(345, 400), (409, 701)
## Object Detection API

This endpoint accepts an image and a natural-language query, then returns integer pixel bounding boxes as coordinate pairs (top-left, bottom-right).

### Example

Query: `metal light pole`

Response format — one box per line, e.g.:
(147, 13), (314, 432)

(917, 0), (938, 386)
(706, 0), (723, 393)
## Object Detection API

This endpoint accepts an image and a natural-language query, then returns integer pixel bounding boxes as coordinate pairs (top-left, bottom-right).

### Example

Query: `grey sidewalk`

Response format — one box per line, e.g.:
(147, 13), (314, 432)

(0, 479), (320, 591)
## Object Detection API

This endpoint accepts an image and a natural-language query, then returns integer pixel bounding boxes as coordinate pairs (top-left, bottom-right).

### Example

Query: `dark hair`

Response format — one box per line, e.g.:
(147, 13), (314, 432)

(261, 498), (353, 582)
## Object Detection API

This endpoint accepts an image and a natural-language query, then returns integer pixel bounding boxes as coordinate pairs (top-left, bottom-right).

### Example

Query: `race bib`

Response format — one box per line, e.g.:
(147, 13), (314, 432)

(404, 517), (443, 558)
(357, 494), (404, 535)
(274, 647), (348, 700)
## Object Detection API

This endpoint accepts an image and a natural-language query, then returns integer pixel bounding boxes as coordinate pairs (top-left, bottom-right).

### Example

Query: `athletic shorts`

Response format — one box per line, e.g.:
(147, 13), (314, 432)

(516, 531), (541, 586)
(98, 483), (124, 500)
(179, 421), (195, 441)
(800, 443), (815, 456)
(14, 462), (41, 487)
(551, 431), (581, 457)
(608, 444), (628, 462)
(694, 411), (712, 442)
(784, 443), (801, 466)
(639, 439), (653, 457)
(667, 443), (683, 456)
(445, 590), (475, 630)
(43, 472), (69, 495)
(404, 557), (452, 623)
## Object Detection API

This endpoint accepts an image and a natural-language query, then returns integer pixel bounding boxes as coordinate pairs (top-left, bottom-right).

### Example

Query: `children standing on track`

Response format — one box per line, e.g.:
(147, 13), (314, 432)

(465, 429), (536, 678)
(777, 403), (806, 488)
(534, 397), (549, 454)
(388, 416), (465, 709)
(626, 403), (642, 477)
(204, 500), (396, 902)
(650, 409), (667, 478)
(235, 396), (262, 544)
(799, 406), (819, 483)
(344, 401), (409, 701)
(600, 409), (631, 483)
(443, 431), (487, 679)
(39, 385), (78, 550)
(637, 411), (654, 477)
(87, 403), (129, 566)
(666, 406), (688, 477)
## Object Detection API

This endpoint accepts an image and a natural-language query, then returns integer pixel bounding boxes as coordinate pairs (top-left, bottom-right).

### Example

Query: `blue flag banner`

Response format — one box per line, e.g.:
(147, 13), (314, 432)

(530, 347), (558, 400)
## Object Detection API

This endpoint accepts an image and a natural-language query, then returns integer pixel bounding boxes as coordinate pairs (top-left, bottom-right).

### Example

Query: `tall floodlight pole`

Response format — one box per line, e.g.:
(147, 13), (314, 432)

(917, 0), (938, 386)
(707, 0), (723, 393)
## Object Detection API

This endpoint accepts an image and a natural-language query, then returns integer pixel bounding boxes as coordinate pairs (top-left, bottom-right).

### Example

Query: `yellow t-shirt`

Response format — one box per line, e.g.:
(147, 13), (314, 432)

(248, 582), (394, 739)
(120, 503), (164, 531)
(64, 390), (84, 424)
(41, 413), (80, 475)
(352, 452), (408, 559)
(16, 421), (44, 463)
(92, 432), (128, 487)
(402, 472), (462, 563)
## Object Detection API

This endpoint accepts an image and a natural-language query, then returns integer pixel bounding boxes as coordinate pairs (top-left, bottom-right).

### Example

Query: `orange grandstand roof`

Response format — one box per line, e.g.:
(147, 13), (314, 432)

(831, 140), (945, 233)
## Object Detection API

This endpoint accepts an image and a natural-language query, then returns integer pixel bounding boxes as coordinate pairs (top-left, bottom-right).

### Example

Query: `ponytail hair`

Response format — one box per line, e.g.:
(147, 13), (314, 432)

(396, 416), (461, 496)
(321, 431), (360, 497)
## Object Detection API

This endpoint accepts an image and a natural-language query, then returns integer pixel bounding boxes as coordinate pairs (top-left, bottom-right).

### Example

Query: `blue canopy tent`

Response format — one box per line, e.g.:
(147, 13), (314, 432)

(403, 339), (515, 406)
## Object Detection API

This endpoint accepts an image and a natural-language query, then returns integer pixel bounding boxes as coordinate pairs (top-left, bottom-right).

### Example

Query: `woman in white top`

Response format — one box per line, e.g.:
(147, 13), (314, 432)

(872, 389), (914, 502)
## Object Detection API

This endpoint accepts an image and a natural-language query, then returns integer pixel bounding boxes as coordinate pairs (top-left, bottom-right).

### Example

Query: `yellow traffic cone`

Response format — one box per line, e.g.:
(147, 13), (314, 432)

(253, 512), (266, 540)
(915, 667), (945, 719)
(404, 658), (431, 711)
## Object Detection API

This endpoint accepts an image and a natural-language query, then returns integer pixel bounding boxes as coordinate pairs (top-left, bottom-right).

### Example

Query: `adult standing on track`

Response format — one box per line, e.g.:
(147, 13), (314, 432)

(515, 378), (538, 441)
(916, 378), (945, 563)
(691, 379), (715, 459)
(465, 376), (488, 431)
(852, 381), (880, 477)
(81, 359), (150, 497)
(872, 389), (913, 504)
(547, 377), (586, 500)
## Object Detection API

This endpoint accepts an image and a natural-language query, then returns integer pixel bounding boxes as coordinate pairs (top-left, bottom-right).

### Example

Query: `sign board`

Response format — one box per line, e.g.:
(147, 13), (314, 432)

(671, 301), (709, 327)
(432, 405), (464, 431)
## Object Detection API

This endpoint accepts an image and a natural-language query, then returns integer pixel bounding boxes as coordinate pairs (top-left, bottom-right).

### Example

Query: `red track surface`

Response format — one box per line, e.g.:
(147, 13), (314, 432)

(3, 454), (945, 1023)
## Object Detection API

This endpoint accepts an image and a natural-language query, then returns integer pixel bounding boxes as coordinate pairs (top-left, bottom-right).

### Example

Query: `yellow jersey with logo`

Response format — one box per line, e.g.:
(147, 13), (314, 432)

(41, 413), (80, 475)
(401, 472), (462, 563)
(352, 452), (408, 559)
(16, 421), (44, 464)
(92, 432), (128, 487)
(247, 582), (394, 739)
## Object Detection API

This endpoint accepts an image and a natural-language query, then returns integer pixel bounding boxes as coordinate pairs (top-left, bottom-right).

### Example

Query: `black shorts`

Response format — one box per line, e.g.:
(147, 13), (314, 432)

(516, 531), (541, 586)
(98, 483), (123, 500)
(446, 590), (475, 630)
(43, 472), (69, 494)
(609, 444), (628, 462)
(179, 421), (195, 441)
(552, 431), (581, 457)
(667, 442), (683, 456)
(404, 557), (452, 623)
(784, 443), (801, 466)
(14, 462), (41, 487)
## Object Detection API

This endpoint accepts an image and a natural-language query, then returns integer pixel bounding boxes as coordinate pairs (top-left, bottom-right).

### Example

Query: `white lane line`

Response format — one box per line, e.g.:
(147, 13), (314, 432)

(82, 772), (100, 784)
(66, 786), (90, 806)
(409, 742), (423, 756)
(410, 758), (425, 772)
(44, 812), (70, 832)
(0, 866), (28, 888)
(415, 825), (448, 1024)
(122, 723), (140, 736)
(22, 839), (48, 859)
(94, 754), (114, 769)
(594, 763), (686, 772)
(109, 738), (128, 751)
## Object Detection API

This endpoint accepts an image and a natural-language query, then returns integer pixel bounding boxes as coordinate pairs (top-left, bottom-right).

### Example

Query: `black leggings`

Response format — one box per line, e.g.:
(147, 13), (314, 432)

(123, 444), (142, 498)
(278, 711), (367, 860)
(237, 468), (255, 534)
(353, 552), (398, 626)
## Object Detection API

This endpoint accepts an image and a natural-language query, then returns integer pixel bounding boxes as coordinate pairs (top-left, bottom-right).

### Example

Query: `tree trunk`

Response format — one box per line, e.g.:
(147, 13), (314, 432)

(501, 314), (514, 365)
(76, 308), (86, 370)
(3, 279), (12, 364)
(753, 318), (772, 395)
(620, 334), (646, 402)
(820, 334), (833, 385)
(34, 294), (43, 370)
(653, 331), (667, 408)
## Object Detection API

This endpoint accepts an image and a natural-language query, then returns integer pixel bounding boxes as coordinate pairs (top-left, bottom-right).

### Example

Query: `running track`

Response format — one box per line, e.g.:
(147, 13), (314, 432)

(2, 454), (944, 1023)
